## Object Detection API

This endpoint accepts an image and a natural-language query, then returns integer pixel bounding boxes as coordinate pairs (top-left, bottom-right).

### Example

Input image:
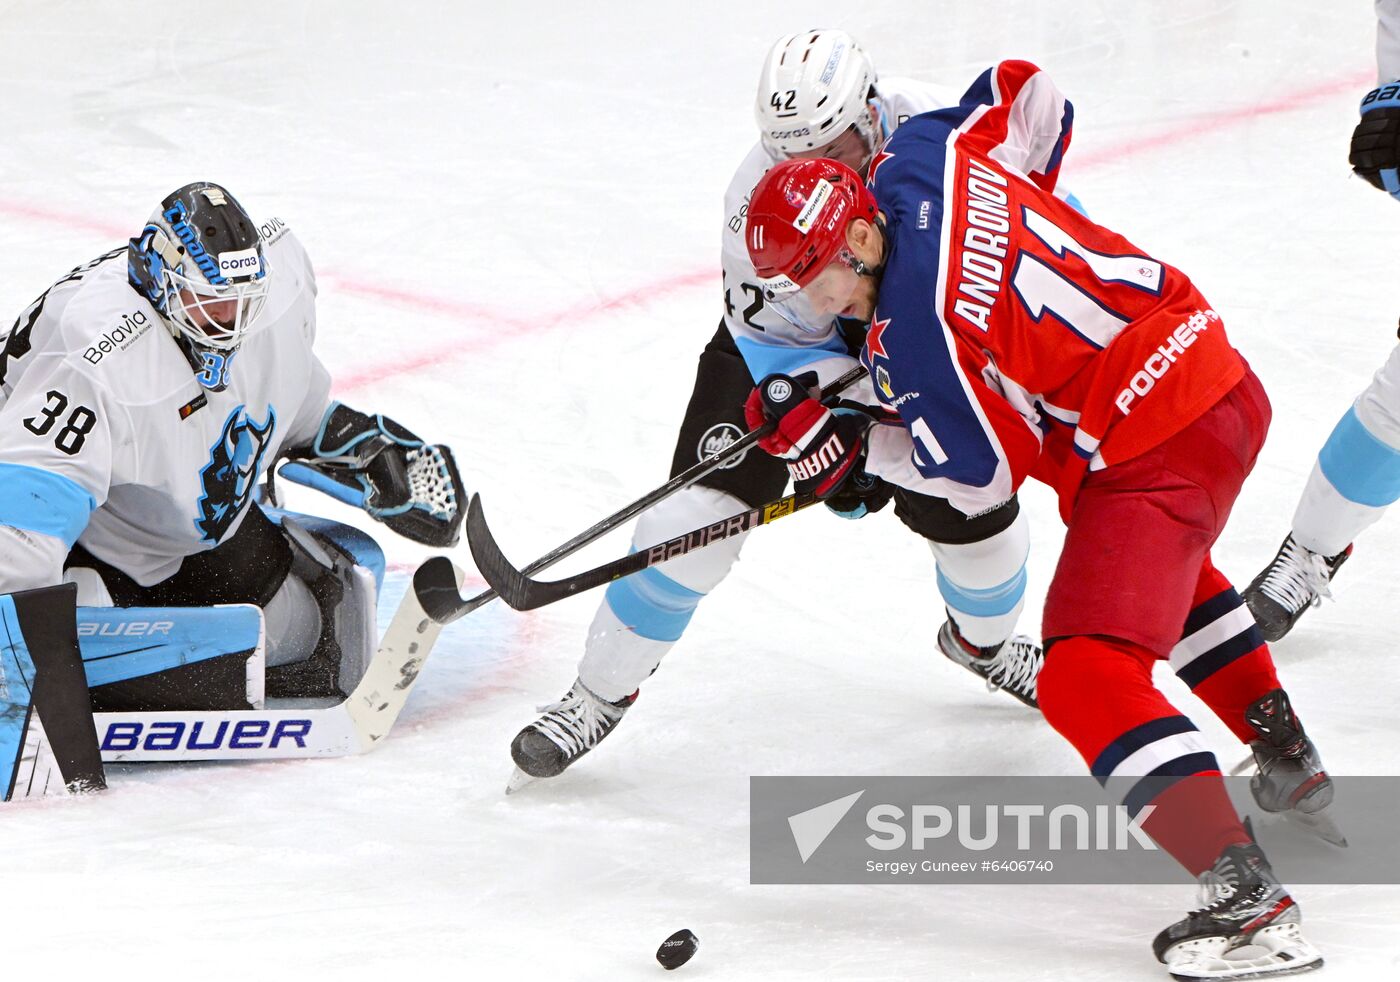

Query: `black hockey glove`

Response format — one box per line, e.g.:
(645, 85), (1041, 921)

(823, 464), (893, 520)
(1351, 81), (1400, 199)
(277, 402), (465, 547)
(744, 373), (872, 499)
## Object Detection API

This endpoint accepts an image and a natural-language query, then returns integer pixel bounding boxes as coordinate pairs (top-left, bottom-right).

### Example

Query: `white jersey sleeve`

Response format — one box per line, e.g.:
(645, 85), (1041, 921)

(1379, 0), (1400, 82)
(0, 252), (131, 591)
(720, 77), (955, 397)
(270, 231), (332, 449)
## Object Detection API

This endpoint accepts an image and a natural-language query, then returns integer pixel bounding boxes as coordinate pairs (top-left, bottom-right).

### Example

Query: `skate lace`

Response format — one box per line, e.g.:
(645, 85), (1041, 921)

(984, 635), (1042, 699)
(533, 685), (622, 756)
(1257, 538), (1333, 614)
(1195, 868), (1241, 911)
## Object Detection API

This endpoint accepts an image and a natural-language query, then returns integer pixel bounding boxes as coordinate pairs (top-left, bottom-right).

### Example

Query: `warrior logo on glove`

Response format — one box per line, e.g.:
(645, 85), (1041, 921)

(744, 371), (871, 499)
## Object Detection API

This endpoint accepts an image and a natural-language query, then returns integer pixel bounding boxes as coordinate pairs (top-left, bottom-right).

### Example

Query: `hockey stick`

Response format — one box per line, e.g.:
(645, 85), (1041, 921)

(413, 364), (868, 624)
(92, 560), (464, 762)
(461, 489), (819, 611)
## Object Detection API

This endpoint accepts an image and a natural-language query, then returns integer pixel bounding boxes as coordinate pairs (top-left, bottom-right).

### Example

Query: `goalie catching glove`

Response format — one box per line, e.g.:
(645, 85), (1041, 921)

(275, 402), (465, 547)
(744, 372), (873, 499)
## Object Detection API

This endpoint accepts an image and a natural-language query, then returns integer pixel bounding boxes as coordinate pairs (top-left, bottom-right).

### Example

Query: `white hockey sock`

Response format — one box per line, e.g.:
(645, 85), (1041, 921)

(578, 485), (749, 702)
(927, 507), (1030, 648)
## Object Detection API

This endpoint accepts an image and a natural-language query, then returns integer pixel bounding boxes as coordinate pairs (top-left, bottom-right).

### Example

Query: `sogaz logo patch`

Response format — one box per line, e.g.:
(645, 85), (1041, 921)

(698, 422), (748, 470)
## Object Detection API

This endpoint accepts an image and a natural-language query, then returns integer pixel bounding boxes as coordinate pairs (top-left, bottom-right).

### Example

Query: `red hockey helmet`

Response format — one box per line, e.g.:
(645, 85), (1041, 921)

(746, 157), (878, 298)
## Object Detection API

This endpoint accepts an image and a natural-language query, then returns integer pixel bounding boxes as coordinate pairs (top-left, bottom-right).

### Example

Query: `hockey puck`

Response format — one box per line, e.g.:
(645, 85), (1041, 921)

(655, 928), (698, 970)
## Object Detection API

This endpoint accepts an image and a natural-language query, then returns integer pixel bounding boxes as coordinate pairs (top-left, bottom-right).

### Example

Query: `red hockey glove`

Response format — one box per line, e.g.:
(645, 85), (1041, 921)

(744, 372), (870, 498)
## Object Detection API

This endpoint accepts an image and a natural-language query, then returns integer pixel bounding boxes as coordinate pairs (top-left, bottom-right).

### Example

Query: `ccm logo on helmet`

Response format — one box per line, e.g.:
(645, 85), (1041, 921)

(218, 248), (261, 274)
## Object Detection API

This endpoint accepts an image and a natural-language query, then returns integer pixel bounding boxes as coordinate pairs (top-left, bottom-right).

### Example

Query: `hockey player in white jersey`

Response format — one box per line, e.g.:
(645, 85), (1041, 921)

(0, 182), (464, 707)
(1243, 0), (1400, 640)
(509, 31), (1052, 787)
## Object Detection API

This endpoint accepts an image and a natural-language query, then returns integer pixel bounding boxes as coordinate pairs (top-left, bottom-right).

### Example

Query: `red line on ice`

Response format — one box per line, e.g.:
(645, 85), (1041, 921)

(0, 68), (1372, 396)
(0, 200), (130, 240)
(1069, 71), (1373, 170)
(321, 67), (1382, 393)
(326, 267), (716, 394)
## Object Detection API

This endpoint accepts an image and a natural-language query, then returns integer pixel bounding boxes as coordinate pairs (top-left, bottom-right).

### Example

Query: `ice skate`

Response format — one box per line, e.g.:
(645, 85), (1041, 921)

(507, 678), (636, 792)
(1244, 690), (1345, 847)
(1242, 535), (1350, 642)
(936, 620), (1042, 708)
(1153, 843), (1322, 980)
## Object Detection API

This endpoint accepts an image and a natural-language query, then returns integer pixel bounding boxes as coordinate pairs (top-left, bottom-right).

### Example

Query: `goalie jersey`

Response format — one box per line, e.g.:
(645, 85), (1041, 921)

(0, 224), (332, 592)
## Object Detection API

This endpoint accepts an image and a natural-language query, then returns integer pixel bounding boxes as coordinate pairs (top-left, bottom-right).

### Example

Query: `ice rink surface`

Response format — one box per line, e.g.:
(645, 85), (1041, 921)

(3, 1), (1400, 978)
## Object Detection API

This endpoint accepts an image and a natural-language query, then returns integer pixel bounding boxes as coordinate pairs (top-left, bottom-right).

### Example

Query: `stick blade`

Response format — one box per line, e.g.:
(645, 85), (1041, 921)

(465, 494), (541, 610)
(343, 559), (461, 751)
(413, 555), (472, 624)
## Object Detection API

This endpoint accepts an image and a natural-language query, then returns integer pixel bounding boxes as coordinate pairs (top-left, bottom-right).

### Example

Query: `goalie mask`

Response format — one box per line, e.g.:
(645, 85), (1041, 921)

(128, 182), (270, 390)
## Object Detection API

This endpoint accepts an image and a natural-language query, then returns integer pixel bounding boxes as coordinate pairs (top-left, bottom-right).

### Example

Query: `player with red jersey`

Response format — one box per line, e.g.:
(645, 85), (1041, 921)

(742, 61), (1332, 979)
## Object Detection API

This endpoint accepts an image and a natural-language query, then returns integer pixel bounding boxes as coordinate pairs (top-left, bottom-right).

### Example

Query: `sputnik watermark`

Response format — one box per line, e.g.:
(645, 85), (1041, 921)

(787, 791), (1154, 864)
(864, 802), (1156, 853)
(751, 776), (1400, 884)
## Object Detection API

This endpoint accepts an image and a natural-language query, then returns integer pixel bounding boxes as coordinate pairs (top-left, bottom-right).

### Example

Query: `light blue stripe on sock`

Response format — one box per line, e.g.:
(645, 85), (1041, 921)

(604, 560), (705, 643)
(935, 565), (1027, 618)
(1317, 406), (1400, 507)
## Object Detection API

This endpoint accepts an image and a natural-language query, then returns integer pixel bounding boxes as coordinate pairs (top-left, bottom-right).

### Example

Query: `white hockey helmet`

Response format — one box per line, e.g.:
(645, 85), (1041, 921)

(754, 30), (881, 167)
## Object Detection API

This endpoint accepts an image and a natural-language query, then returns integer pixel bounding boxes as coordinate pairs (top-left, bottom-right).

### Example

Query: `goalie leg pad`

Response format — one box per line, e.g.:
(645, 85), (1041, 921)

(80, 605), (265, 712)
(263, 519), (377, 699)
(1, 584), (105, 800)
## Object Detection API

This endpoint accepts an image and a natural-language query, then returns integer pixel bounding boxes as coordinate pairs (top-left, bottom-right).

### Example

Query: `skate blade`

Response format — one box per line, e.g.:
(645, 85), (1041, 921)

(1228, 754), (1254, 777)
(1283, 808), (1348, 848)
(1165, 922), (1323, 980)
(505, 766), (538, 795)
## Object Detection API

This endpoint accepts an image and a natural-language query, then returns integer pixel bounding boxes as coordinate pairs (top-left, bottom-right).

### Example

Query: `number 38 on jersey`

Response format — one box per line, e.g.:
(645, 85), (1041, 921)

(22, 389), (97, 455)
